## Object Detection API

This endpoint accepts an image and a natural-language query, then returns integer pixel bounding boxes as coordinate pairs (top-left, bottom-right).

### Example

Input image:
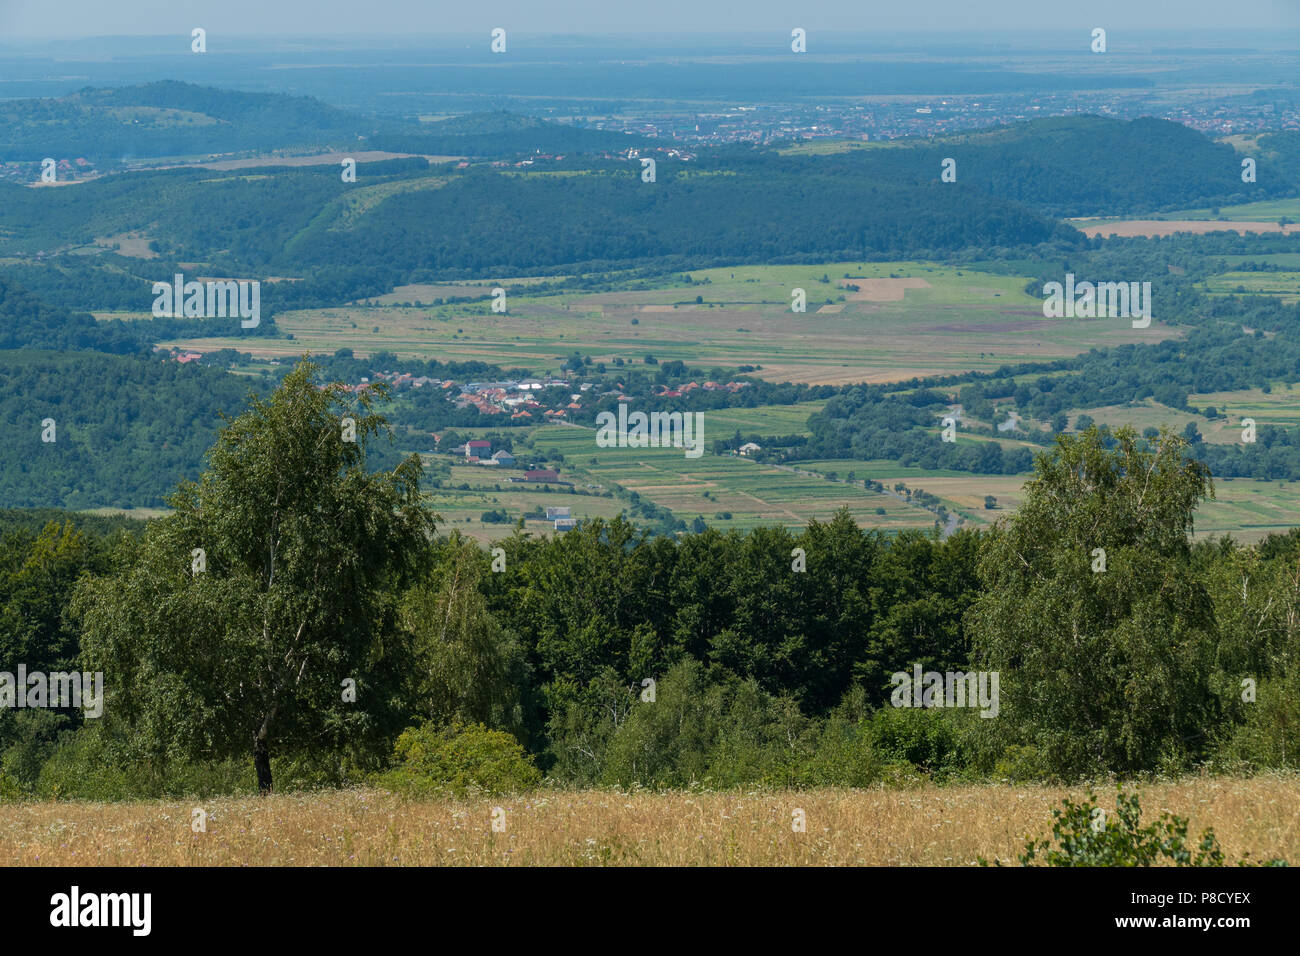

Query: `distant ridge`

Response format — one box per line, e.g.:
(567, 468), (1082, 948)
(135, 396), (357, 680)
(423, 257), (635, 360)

(368, 110), (650, 158)
(0, 80), (394, 163)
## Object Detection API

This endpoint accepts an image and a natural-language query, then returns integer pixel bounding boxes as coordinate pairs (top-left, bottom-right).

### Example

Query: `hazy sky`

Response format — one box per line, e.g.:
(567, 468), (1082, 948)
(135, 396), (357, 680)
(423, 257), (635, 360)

(1, 0), (1297, 38)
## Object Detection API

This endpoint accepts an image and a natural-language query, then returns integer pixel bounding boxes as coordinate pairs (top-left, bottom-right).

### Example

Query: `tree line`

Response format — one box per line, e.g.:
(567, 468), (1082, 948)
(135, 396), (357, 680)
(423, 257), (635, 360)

(1, 361), (1295, 799)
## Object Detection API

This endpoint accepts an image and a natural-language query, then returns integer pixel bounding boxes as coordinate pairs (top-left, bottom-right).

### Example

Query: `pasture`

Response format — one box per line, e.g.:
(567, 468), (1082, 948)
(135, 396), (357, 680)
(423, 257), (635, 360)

(157, 261), (1172, 386)
(1201, 271), (1300, 304)
(794, 456), (1300, 544)
(1074, 197), (1300, 231)
(1067, 400), (1241, 444)
(1191, 381), (1300, 426)
(1195, 478), (1300, 543)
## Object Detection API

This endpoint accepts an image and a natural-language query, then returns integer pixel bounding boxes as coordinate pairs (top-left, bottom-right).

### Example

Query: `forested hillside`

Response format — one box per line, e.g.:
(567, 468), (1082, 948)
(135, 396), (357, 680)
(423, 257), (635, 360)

(827, 116), (1288, 216)
(6, 97), (1294, 284)
(0, 81), (394, 163)
(368, 110), (649, 157)
(0, 350), (259, 508)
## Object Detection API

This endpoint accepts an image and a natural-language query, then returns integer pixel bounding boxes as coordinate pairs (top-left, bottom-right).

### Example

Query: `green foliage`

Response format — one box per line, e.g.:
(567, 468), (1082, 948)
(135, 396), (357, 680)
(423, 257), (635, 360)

(597, 659), (807, 789)
(0, 773), (21, 802)
(72, 358), (435, 792)
(0, 518), (125, 786)
(402, 540), (532, 742)
(970, 426), (1221, 777)
(862, 706), (973, 781)
(0, 348), (260, 509)
(376, 721), (541, 798)
(1016, 787), (1287, 867)
(33, 722), (254, 800)
(555, 661), (981, 790)
(0, 81), (380, 164)
(1213, 670), (1300, 771)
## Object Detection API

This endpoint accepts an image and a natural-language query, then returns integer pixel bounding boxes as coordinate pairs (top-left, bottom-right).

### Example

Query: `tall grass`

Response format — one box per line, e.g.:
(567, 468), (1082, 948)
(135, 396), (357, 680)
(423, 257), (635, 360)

(2, 775), (1296, 866)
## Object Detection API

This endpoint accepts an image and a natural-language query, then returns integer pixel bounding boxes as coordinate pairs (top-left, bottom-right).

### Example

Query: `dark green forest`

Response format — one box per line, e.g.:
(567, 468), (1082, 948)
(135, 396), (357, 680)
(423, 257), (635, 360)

(0, 81), (397, 164)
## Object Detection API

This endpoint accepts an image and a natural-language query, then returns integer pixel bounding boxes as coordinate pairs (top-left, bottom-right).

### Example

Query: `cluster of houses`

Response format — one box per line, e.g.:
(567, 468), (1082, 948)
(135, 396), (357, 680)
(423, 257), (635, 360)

(452, 377), (751, 418)
(654, 380), (751, 399)
(442, 439), (576, 530)
(445, 438), (568, 486)
(163, 357), (752, 425)
(546, 506), (577, 531)
(336, 371), (458, 394)
(2, 157), (95, 184)
(453, 438), (516, 467)
(452, 380), (580, 420)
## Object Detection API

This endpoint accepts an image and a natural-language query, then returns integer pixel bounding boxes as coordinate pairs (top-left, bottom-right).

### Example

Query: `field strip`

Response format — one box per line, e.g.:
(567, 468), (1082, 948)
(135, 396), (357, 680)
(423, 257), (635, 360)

(3, 778), (1296, 866)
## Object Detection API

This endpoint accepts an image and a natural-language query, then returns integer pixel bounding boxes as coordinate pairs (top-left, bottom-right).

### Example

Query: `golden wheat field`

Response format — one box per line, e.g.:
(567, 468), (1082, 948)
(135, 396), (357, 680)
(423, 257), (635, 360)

(1, 776), (1298, 866)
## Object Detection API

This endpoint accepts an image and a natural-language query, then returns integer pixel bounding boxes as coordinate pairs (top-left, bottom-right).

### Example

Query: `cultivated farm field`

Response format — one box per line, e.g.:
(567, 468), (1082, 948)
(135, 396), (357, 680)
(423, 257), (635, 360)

(1202, 271), (1300, 304)
(157, 261), (1173, 385)
(528, 426), (938, 533)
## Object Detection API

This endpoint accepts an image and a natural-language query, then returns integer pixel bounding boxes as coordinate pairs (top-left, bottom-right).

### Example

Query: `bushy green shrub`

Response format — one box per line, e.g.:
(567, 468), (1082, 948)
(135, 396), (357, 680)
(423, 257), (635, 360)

(557, 662), (993, 790)
(1015, 787), (1285, 866)
(991, 744), (1050, 783)
(1212, 671), (1300, 772)
(863, 706), (973, 781)
(598, 660), (818, 789)
(600, 660), (748, 788)
(376, 721), (541, 798)
(34, 723), (257, 800)
(0, 772), (23, 802)
(787, 717), (881, 788)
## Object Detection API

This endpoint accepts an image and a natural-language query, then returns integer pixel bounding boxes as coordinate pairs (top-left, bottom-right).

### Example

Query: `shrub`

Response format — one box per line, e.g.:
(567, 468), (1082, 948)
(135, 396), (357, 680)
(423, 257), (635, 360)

(787, 716), (881, 788)
(0, 772), (23, 802)
(864, 706), (972, 780)
(991, 744), (1049, 783)
(599, 660), (810, 789)
(376, 721), (541, 798)
(1015, 787), (1285, 866)
(1212, 670), (1300, 771)
(34, 723), (261, 800)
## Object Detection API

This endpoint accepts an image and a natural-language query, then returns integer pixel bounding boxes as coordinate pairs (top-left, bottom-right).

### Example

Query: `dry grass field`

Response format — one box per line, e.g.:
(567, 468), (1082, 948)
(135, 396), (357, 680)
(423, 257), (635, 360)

(1078, 220), (1300, 238)
(2, 777), (1297, 866)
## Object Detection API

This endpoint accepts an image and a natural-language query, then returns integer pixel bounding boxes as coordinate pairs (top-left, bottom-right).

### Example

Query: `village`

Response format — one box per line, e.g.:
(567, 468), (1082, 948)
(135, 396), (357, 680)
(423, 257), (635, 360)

(166, 350), (752, 426)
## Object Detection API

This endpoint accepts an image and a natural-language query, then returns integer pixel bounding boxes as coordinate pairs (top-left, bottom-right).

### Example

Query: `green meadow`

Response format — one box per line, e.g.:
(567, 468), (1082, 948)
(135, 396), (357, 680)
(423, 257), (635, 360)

(1190, 381), (1300, 426)
(1080, 197), (1300, 224)
(1153, 197), (1300, 222)
(158, 260), (1171, 386)
(1201, 271), (1300, 304)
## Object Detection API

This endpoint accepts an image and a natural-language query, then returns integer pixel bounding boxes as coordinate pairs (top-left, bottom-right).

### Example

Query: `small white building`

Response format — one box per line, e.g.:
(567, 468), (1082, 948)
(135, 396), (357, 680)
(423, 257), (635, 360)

(738, 442), (762, 456)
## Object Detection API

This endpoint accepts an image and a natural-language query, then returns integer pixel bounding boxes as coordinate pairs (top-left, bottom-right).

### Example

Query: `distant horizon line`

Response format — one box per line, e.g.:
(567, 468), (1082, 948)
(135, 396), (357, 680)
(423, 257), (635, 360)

(1, 27), (1297, 42)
